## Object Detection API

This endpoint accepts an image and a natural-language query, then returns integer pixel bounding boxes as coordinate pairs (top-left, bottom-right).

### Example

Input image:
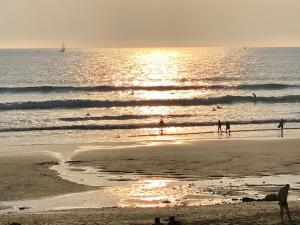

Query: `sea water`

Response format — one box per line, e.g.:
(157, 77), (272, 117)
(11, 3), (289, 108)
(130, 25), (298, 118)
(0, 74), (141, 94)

(0, 47), (300, 145)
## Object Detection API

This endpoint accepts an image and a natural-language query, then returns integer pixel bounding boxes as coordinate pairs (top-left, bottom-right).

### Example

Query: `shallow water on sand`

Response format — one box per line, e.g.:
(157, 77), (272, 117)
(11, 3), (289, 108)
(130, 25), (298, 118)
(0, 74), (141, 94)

(1, 162), (299, 213)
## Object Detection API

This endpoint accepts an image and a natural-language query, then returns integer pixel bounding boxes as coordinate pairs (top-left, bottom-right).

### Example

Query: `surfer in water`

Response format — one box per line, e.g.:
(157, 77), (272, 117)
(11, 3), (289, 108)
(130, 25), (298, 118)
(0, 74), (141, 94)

(159, 118), (166, 135)
(252, 93), (257, 102)
(217, 120), (222, 133)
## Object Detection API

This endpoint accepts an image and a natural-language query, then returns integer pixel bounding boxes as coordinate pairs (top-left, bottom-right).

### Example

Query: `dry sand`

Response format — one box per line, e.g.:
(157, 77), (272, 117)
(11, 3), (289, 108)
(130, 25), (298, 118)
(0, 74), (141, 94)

(0, 138), (299, 224)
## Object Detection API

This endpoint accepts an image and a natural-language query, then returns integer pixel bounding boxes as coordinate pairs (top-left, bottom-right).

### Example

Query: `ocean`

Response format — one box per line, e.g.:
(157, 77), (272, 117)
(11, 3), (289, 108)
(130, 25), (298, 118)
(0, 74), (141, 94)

(0, 47), (300, 145)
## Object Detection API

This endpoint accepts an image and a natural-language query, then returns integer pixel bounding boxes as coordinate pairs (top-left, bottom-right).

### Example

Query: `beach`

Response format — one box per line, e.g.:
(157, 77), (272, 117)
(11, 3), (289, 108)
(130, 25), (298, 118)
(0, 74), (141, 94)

(1, 47), (300, 224)
(0, 138), (299, 224)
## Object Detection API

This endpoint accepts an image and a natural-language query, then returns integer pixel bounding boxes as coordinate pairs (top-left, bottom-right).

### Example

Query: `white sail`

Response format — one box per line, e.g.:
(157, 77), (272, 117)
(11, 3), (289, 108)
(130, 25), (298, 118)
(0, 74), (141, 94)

(59, 43), (65, 52)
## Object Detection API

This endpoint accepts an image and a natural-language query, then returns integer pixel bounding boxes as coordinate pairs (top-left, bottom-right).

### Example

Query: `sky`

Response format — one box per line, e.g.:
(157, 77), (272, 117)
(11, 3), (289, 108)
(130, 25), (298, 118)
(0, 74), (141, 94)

(1, 0), (300, 48)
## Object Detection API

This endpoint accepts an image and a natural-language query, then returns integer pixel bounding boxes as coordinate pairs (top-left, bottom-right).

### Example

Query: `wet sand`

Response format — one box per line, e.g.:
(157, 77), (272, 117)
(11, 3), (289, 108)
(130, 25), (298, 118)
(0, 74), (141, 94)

(0, 139), (299, 224)
(73, 138), (300, 179)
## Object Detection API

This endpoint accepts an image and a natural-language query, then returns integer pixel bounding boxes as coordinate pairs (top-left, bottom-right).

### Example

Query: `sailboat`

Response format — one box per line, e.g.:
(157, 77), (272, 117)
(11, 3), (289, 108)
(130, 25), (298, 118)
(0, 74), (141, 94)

(59, 43), (66, 53)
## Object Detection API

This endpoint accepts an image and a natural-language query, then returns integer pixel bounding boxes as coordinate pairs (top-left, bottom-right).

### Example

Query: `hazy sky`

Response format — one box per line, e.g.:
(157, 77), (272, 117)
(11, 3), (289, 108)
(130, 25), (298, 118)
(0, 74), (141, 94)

(1, 0), (300, 48)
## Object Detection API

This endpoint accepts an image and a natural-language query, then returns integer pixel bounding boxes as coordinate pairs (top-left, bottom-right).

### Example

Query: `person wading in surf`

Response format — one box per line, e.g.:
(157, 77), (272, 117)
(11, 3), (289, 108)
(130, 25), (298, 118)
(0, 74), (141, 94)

(278, 119), (285, 137)
(278, 184), (293, 225)
(159, 118), (166, 135)
(225, 121), (231, 134)
(217, 120), (222, 133)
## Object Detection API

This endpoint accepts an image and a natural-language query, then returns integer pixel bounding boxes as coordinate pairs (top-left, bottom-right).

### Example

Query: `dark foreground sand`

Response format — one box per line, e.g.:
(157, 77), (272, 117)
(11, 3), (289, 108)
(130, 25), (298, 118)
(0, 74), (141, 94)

(0, 202), (299, 225)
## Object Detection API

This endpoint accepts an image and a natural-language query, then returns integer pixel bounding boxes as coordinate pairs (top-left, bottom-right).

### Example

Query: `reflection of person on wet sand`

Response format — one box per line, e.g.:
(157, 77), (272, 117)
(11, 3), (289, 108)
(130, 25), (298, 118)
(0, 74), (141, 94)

(167, 216), (182, 225)
(225, 121), (231, 134)
(217, 120), (222, 133)
(159, 118), (166, 135)
(152, 217), (164, 225)
(278, 184), (293, 225)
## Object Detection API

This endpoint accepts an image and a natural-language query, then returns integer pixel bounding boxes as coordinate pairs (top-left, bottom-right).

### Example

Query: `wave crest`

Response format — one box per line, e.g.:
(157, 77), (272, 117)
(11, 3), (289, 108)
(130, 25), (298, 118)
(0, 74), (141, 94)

(1, 95), (300, 110)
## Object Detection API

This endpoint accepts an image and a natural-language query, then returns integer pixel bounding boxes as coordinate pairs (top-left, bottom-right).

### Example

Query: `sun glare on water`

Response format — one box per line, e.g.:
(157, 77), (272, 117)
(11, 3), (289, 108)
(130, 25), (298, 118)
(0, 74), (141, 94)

(133, 49), (181, 87)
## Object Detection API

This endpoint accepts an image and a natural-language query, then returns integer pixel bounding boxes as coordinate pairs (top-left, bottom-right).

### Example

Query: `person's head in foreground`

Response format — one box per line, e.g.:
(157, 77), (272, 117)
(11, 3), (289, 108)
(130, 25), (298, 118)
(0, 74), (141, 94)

(153, 217), (163, 225)
(285, 184), (290, 190)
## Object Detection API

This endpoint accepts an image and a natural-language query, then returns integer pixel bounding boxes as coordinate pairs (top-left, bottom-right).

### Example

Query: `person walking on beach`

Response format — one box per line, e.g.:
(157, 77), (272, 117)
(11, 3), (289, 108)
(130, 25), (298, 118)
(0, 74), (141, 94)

(167, 216), (182, 225)
(225, 121), (231, 134)
(278, 119), (285, 137)
(278, 184), (293, 225)
(217, 120), (222, 133)
(152, 217), (164, 225)
(159, 118), (166, 135)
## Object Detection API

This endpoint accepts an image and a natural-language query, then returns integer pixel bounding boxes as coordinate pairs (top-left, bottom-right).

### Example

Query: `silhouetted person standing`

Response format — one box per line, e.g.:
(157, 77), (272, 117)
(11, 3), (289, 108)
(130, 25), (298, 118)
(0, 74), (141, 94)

(278, 184), (293, 225)
(167, 216), (182, 225)
(225, 121), (230, 134)
(217, 120), (222, 133)
(278, 119), (285, 137)
(152, 217), (164, 225)
(159, 118), (166, 135)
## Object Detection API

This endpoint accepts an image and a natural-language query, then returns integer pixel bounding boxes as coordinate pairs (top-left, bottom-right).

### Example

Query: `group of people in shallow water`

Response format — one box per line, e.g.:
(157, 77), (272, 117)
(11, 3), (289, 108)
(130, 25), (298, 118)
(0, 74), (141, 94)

(151, 184), (293, 225)
(159, 118), (286, 137)
(217, 120), (231, 134)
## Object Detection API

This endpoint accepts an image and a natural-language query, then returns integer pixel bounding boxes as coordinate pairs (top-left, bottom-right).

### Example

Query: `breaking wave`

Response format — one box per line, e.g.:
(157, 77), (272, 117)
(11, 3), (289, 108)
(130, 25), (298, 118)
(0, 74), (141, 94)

(1, 95), (300, 110)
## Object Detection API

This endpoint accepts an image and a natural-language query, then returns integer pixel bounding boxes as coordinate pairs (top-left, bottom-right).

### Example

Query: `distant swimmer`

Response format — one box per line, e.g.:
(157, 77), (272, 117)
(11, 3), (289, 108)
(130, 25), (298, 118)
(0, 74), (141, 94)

(225, 121), (231, 134)
(252, 93), (257, 102)
(152, 217), (164, 225)
(212, 107), (216, 111)
(130, 90), (135, 95)
(217, 105), (222, 109)
(86, 113), (91, 117)
(278, 184), (293, 225)
(278, 119), (285, 137)
(159, 118), (166, 135)
(217, 120), (222, 133)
